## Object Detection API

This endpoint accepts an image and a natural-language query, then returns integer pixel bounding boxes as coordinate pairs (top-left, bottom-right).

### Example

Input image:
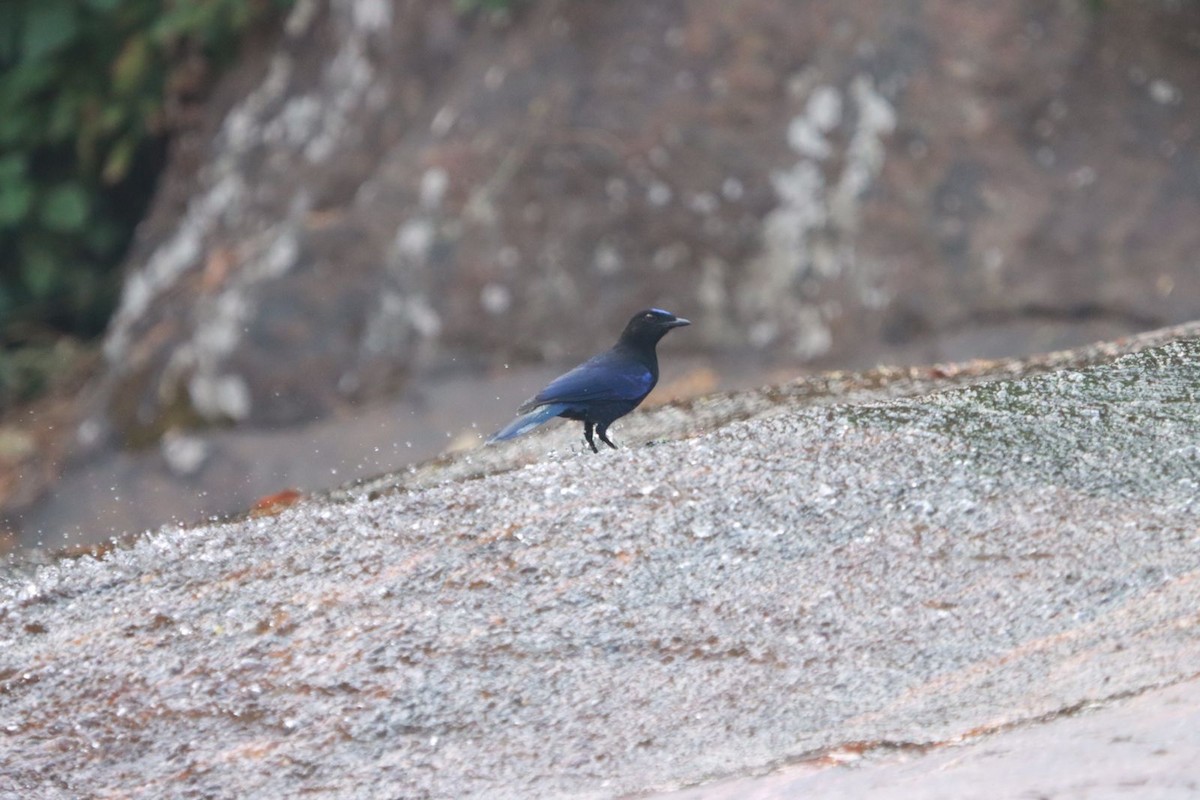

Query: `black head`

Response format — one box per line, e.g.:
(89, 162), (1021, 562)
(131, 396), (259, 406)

(618, 308), (691, 349)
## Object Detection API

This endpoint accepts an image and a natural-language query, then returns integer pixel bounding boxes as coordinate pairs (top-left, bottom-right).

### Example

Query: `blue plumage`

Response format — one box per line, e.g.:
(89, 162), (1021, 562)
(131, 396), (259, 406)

(487, 308), (690, 452)
(489, 403), (570, 442)
(529, 351), (654, 406)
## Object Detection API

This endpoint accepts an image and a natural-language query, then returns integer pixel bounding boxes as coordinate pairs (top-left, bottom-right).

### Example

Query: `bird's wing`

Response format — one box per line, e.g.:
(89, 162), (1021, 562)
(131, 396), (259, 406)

(520, 352), (654, 411)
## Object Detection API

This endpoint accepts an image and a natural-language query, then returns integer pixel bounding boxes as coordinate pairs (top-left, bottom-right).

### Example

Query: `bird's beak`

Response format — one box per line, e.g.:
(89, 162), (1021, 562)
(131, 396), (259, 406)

(668, 317), (691, 328)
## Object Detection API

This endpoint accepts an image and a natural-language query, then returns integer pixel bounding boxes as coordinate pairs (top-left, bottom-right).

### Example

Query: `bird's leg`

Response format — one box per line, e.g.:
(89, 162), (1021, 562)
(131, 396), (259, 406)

(583, 421), (599, 453)
(597, 425), (618, 450)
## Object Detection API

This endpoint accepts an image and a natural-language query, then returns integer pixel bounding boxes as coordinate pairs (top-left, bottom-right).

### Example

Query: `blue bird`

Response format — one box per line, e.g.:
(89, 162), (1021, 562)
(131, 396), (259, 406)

(488, 308), (691, 452)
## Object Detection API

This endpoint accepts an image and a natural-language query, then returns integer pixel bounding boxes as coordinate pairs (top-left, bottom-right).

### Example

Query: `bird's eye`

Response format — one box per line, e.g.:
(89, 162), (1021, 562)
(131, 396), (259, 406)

(644, 313), (653, 319)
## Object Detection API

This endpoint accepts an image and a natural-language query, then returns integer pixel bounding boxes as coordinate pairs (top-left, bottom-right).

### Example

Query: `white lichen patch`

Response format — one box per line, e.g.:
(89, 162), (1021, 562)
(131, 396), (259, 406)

(267, 95), (324, 148)
(420, 168), (450, 211)
(160, 430), (210, 476)
(188, 372), (252, 421)
(1148, 78), (1181, 106)
(348, 0), (392, 33)
(786, 84), (842, 159)
(394, 219), (436, 262)
(103, 173), (246, 365)
(480, 283), (512, 315)
(103, 0), (385, 426)
(361, 291), (409, 356)
(169, 225), (302, 421)
(357, 188), (449, 363)
(593, 243), (623, 276)
(739, 74), (897, 358)
(284, 0), (321, 38)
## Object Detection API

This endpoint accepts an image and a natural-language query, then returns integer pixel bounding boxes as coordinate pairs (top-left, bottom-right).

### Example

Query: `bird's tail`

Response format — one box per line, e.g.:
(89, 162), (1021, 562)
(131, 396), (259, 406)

(486, 403), (569, 444)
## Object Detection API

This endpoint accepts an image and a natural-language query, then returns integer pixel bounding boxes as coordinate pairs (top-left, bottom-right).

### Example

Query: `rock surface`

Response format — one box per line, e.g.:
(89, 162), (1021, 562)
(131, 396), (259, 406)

(94, 0), (1200, 441)
(657, 678), (1200, 799)
(2, 327), (1198, 798)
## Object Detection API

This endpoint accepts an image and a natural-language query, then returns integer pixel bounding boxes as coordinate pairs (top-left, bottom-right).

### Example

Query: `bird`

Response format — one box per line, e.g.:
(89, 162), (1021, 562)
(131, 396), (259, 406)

(488, 308), (691, 452)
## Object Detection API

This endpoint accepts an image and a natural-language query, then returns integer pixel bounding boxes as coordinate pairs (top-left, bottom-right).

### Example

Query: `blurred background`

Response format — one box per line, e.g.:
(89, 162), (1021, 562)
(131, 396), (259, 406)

(2, 0), (1199, 556)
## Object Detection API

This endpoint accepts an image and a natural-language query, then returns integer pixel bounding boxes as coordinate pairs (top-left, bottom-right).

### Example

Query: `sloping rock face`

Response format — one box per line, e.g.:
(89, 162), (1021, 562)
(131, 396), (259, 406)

(2, 331), (1198, 798)
(95, 0), (1200, 439)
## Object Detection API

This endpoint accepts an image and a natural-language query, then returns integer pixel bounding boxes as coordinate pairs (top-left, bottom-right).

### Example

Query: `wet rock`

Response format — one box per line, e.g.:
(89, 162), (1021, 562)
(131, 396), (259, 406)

(2, 326), (1199, 798)
(93, 1), (1200, 441)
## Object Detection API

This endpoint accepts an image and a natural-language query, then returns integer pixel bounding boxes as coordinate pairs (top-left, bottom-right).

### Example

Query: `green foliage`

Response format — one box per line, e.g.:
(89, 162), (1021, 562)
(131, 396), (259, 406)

(0, 0), (291, 364)
(454, 0), (522, 14)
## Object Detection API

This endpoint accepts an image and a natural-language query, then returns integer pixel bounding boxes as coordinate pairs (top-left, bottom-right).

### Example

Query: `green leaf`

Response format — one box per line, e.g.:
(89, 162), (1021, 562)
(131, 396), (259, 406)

(0, 180), (34, 226)
(47, 88), (83, 143)
(150, 6), (208, 43)
(0, 113), (34, 146)
(83, 218), (123, 256)
(0, 4), (21, 63)
(99, 102), (129, 136)
(0, 157), (32, 225)
(22, 1), (81, 60)
(0, 0), (299, 354)
(20, 241), (59, 300)
(0, 153), (27, 181)
(39, 183), (91, 232)
(112, 35), (152, 96)
(0, 61), (57, 110)
(102, 133), (137, 184)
